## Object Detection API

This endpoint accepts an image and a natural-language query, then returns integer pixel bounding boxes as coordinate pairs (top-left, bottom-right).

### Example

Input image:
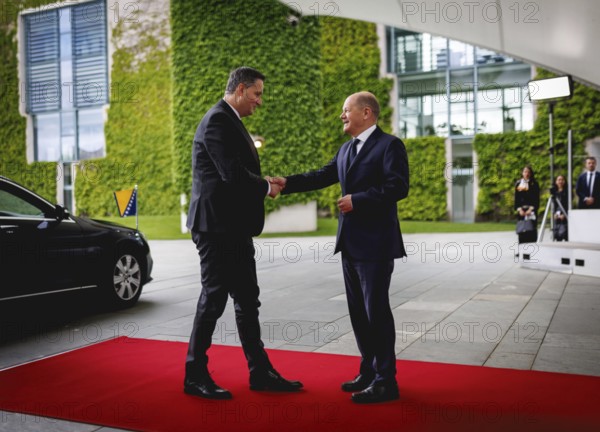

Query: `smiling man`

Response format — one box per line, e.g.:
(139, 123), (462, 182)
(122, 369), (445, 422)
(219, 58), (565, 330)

(184, 67), (302, 400)
(270, 91), (409, 403)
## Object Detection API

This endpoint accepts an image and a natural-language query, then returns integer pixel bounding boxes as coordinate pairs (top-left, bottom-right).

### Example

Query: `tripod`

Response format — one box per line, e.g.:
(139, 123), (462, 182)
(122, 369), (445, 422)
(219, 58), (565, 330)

(538, 193), (568, 242)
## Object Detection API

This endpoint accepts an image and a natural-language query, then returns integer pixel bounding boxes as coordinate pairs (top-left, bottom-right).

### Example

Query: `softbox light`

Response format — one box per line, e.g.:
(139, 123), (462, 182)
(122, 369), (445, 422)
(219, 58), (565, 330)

(528, 76), (573, 102)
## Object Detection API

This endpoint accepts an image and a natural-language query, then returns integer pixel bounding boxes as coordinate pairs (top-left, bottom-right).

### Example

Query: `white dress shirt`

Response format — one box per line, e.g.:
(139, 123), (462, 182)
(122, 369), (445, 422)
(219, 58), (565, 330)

(352, 124), (377, 155)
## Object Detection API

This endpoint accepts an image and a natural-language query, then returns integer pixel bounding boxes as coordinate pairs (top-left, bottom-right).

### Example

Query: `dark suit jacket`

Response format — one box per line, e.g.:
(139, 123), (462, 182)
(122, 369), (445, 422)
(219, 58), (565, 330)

(186, 99), (268, 236)
(283, 126), (409, 261)
(513, 179), (540, 215)
(575, 171), (600, 209)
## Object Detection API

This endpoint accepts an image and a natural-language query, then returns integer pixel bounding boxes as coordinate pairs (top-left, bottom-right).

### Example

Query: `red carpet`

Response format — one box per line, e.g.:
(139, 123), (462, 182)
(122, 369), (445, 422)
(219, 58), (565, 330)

(0, 337), (598, 432)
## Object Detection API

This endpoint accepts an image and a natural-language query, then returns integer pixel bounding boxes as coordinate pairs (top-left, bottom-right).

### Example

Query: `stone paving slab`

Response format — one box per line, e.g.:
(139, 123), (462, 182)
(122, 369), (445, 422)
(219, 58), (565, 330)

(1, 231), (599, 432)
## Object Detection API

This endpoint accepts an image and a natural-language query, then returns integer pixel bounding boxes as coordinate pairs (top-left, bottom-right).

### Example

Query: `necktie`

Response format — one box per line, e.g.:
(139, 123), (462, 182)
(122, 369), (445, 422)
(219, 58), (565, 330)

(588, 172), (592, 189)
(348, 138), (360, 167)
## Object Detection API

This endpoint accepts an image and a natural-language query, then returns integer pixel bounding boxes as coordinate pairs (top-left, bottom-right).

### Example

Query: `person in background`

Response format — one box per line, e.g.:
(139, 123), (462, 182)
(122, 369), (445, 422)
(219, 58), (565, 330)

(575, 156), (600, 209)
(552, 175), (569, 241)
(514, 165), (540, 244)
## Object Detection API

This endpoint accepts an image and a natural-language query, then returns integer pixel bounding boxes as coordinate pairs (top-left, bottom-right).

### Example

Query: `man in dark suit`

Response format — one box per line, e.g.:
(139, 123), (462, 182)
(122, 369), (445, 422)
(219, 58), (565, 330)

(576, 156), (600, 209)
(271, 91), (409, 403)
(184, 66), (302, 399)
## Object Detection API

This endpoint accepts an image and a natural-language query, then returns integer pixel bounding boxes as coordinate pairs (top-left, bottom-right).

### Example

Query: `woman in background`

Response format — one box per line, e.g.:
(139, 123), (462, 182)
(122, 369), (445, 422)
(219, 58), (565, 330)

(552, 175), (569, 241)
(514, 165), (540, 244)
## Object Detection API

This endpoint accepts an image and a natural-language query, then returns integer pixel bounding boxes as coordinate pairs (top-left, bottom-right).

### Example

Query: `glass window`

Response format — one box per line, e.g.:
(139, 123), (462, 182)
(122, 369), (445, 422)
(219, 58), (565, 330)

(476, 85), (533, 133)
(78, 108), (106, 160)
(72, 1), (109, 108)
(449, 99), (474, 135)
(0, 189), (45, 218)
(61, 110), (77, 162)
(394, 31), (422, 73)
(392, 31), (450, 73)
(430, 36), (448, 70)
(399, 96), (420, 138)
(448, 40), (474, 68)
(504, 87), (534, 132)
(399, 94), (448, 139)
(35, 113), (61, 161)
(21, 0), (107, 162)
(420, 34), (447, 72)
(388, 26), (534, 138)
(521, 103), (534, 131)
(448, 70), (475, 135)
(425, 95), (447, 137)
(23, 9), (60, 113)
(476, 46), (514, 65)
(476, 87), (503, 134)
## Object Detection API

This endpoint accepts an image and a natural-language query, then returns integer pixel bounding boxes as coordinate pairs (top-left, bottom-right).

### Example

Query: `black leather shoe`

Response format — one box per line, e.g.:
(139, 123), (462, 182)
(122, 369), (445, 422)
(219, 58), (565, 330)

(351, 381), (399, 404)
(341, 374), (374, 392)
(250, 369), (303, 391)
(184, 377), (232, 400)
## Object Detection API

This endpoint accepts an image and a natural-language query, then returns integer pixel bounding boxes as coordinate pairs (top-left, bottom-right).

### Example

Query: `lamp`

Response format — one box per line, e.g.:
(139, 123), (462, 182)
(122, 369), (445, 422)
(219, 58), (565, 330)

(251, 135), (265, 149)
(528, 76), (573, 103)
(527, 75), (573, 241)
(527, 75), (573, 185)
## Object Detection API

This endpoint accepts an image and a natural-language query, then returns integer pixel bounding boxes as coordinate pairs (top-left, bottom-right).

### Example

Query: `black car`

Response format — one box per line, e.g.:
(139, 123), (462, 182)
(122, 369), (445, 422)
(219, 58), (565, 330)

(0, 176), (152, 308)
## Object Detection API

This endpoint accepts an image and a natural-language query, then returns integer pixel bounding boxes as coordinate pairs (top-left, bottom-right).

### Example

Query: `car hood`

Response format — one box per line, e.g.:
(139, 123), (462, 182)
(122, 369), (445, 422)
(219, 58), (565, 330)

(77, 216), (139, 234)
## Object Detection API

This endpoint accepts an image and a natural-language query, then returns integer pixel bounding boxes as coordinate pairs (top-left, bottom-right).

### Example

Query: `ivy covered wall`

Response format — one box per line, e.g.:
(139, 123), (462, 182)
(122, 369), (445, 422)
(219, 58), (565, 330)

(0, 0), (58, 202)
(474, 70), (600, 221)
(401, 136), (448, 221)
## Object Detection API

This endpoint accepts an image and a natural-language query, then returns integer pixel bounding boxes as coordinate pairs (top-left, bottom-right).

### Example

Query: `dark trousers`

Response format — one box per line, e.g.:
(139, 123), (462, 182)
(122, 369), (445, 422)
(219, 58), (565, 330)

(342, 254), (396, 384)
(185, 231), (272, 380)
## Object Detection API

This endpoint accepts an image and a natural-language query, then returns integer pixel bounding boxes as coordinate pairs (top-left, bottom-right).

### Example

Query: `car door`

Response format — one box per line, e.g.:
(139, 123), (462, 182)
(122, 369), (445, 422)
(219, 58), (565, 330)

(0, 180), (84, 300)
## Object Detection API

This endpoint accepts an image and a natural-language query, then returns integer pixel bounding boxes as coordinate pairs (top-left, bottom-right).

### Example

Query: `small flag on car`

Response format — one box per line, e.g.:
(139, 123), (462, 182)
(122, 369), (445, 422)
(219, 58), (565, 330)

(114, 186), (137, 218)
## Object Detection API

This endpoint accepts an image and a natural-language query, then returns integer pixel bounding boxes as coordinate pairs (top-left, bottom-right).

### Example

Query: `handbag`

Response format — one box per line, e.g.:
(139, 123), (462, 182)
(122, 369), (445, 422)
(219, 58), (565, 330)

(554, 223), (568, 241)
(516, 219), (535, 234)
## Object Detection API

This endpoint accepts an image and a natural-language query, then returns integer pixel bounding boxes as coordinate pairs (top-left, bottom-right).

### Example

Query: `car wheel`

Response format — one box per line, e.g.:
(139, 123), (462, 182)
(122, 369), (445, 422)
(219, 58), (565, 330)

(104, 252), (144, 308)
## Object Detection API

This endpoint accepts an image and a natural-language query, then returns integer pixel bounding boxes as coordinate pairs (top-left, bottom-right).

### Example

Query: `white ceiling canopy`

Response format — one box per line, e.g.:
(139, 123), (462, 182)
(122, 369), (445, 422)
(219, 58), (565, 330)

(281, 0), (600, 90)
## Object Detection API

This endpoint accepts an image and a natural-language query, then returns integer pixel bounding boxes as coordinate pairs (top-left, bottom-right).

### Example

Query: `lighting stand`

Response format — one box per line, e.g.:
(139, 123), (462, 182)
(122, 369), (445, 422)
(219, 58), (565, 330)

(547, 101), (555, 236)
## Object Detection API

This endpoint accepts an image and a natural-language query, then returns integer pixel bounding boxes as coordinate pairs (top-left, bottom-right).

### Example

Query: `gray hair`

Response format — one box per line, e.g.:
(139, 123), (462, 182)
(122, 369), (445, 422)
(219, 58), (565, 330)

(225, 67), (265, 94)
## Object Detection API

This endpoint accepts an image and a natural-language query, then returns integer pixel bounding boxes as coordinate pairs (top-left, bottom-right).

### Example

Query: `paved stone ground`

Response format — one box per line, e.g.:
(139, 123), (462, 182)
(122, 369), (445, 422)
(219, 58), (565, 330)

(1, 232), (599, 431)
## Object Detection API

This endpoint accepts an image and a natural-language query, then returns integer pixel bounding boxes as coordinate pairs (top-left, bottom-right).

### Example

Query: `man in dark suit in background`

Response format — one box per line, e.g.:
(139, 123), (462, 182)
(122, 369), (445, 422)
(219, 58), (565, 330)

(184, 66), (303, 399)
(271, 91), (409, 403)
(576, 156), (600, 209)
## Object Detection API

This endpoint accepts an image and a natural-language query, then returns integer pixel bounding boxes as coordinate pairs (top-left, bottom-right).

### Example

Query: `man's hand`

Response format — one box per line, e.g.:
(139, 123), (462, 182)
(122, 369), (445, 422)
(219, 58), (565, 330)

(265, 176), (287, 198)
(265, 177), (282, 198)
(268, 182), (282, 198)
(337, 194), (353, 213)
(269, 176), (287, 189)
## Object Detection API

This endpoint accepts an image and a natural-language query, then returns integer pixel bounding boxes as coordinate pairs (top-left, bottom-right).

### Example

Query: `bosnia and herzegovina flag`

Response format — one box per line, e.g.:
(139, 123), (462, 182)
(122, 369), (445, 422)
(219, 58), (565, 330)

(114, 187), (137, 217)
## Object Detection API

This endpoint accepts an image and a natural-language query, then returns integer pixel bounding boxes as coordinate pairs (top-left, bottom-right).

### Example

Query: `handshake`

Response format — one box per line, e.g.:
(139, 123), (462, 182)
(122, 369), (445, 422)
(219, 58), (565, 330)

(264, 175), (353, 213)
(265, 176), (287, 198)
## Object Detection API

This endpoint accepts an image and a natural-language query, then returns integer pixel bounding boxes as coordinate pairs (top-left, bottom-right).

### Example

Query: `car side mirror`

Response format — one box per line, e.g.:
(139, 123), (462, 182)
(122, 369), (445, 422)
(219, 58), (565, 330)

(54, 204), (71, 220)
